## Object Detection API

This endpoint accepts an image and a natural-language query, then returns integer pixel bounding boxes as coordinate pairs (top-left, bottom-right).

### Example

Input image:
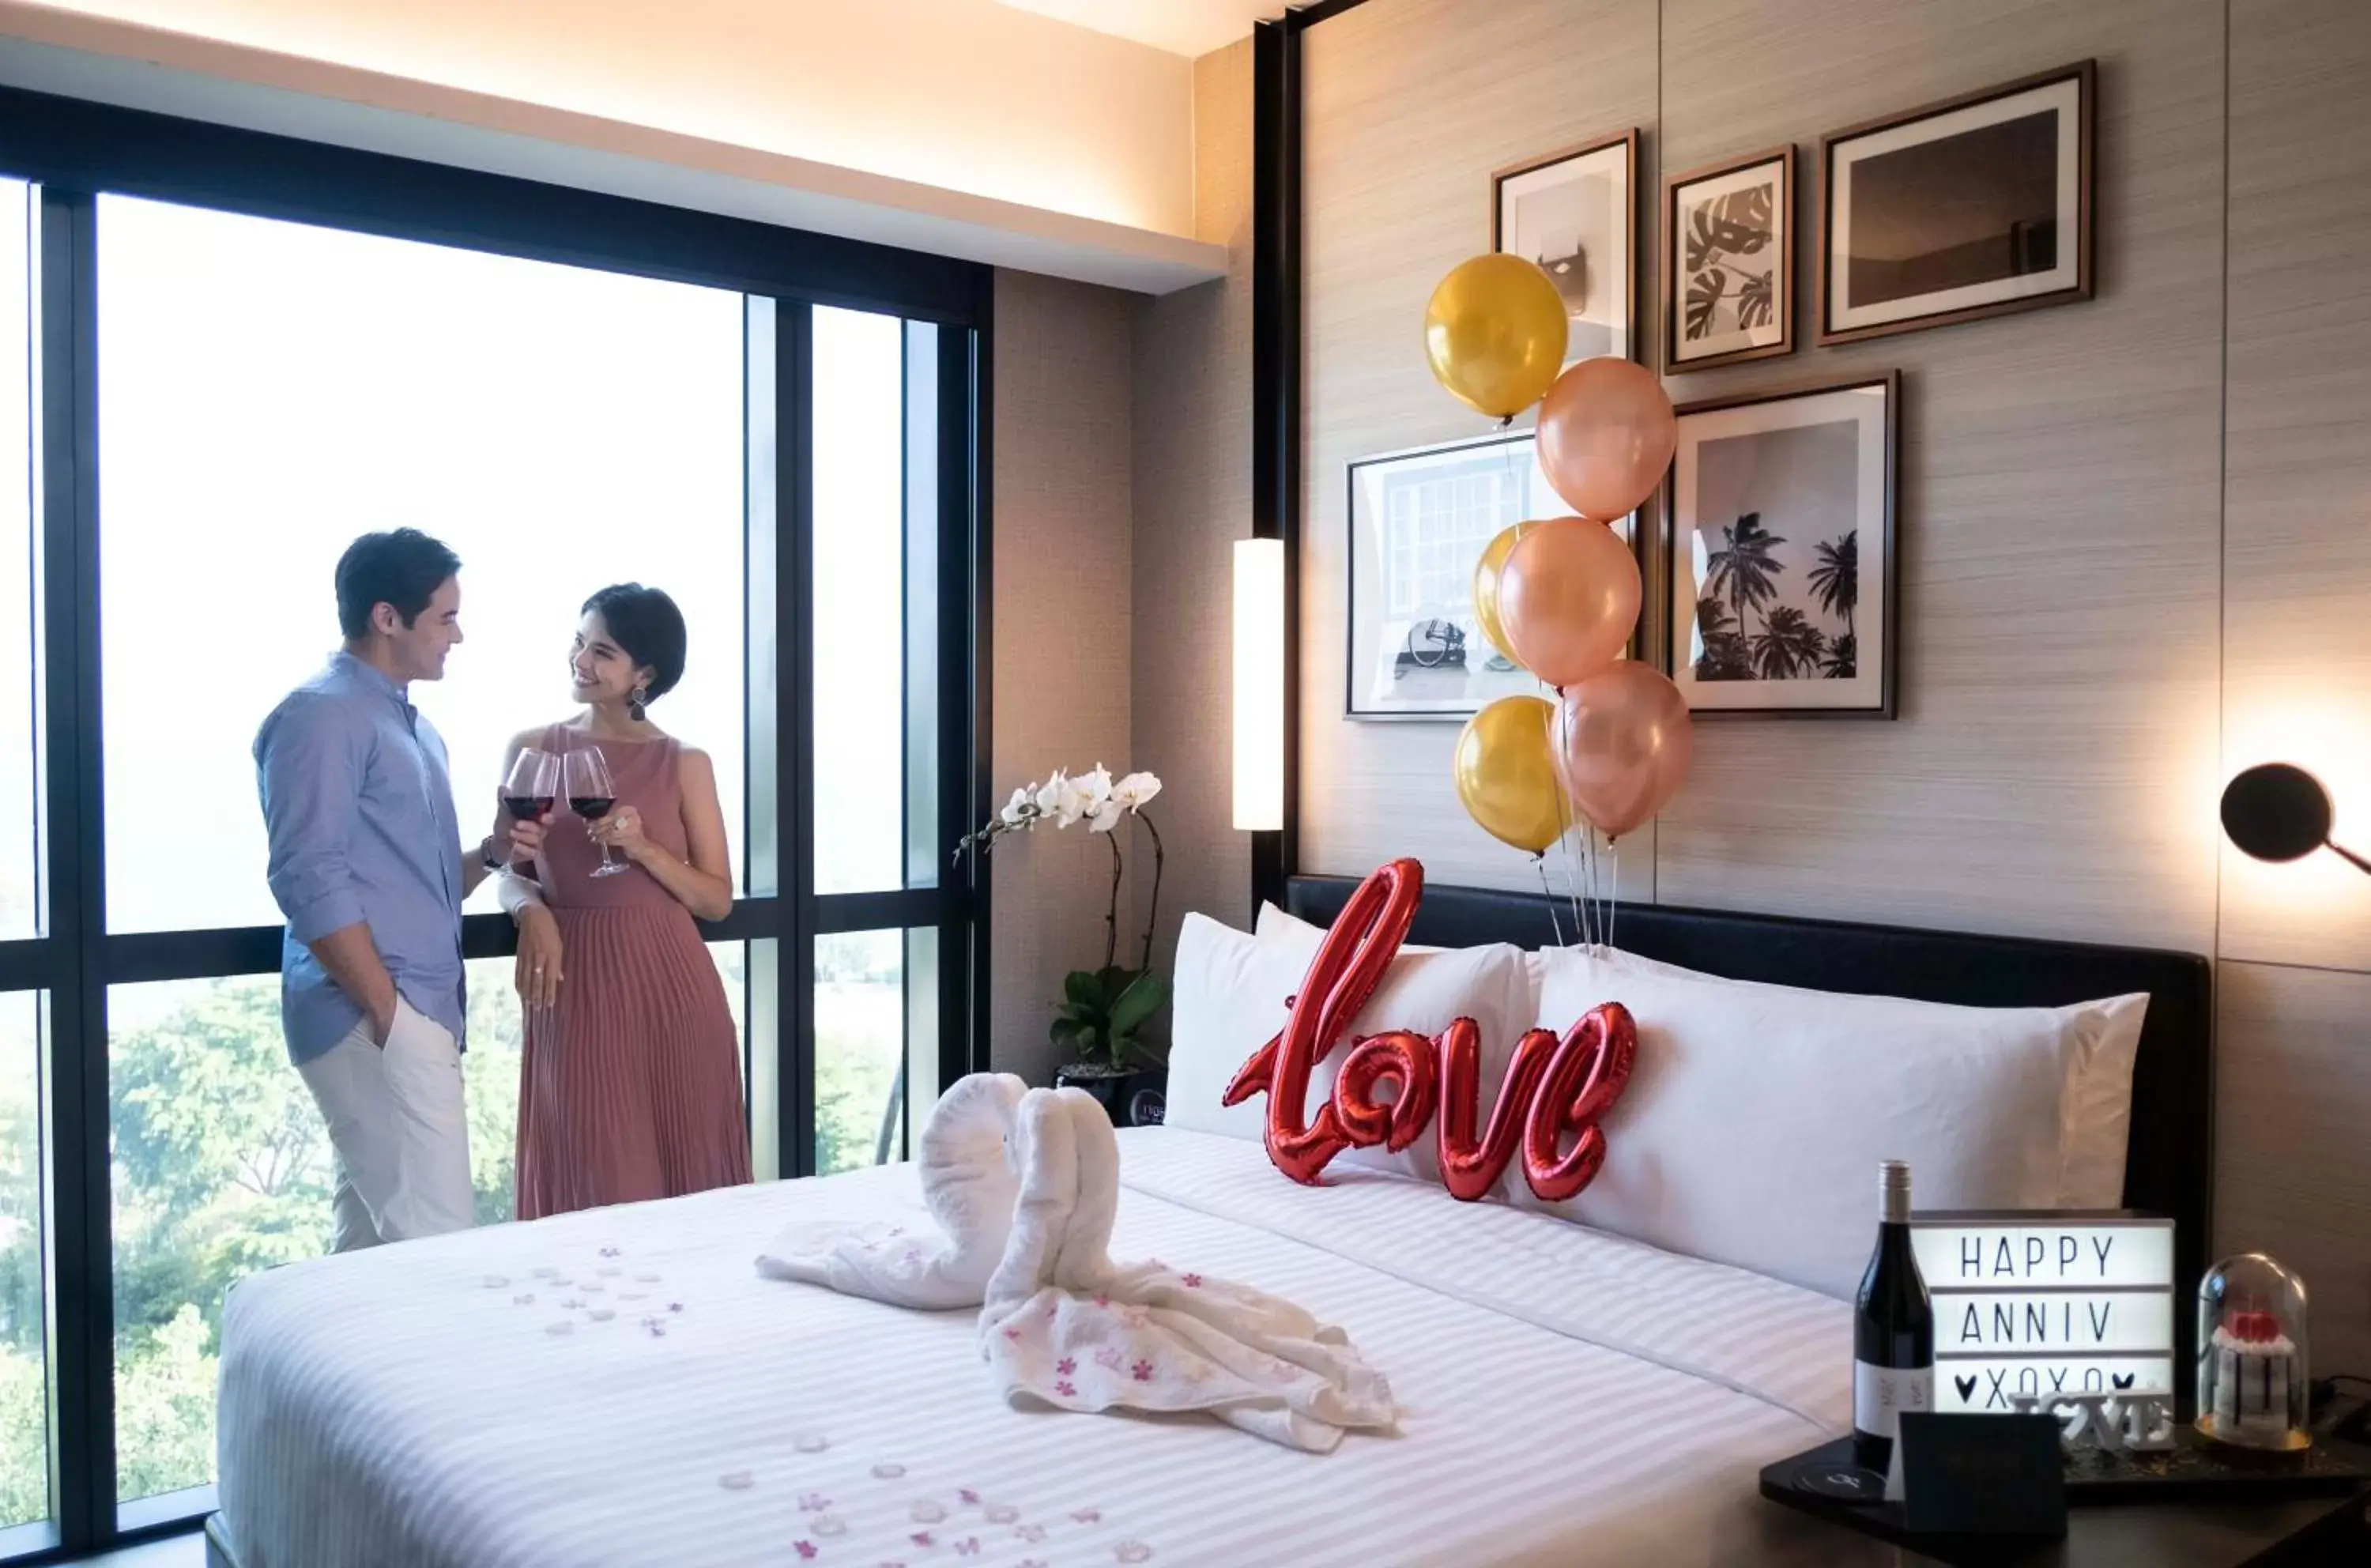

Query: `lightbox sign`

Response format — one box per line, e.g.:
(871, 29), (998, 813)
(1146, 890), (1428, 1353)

(1910, 1213), (2176, 1414)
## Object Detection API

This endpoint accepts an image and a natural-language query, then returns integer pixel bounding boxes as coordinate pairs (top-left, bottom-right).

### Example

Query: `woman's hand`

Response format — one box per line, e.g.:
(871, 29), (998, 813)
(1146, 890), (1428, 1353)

(589, 802), (655, 865)
(499, 812), (549, 864)
(515, 904), (565, 1009)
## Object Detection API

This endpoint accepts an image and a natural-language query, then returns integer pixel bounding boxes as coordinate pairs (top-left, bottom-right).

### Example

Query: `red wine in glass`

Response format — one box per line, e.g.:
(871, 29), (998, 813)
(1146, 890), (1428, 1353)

(564, 747), (629, 878)
(501, 748), (561, 861)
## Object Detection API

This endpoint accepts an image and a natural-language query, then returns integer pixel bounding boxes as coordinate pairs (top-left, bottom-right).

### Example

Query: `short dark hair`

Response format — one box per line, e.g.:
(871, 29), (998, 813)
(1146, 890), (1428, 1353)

(582, 582), (688, 701)
(335, 529), (461, 640)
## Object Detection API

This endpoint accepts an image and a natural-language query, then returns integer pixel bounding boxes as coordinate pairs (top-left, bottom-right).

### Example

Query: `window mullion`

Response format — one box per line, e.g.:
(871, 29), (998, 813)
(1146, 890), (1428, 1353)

(33, 183), (111, 1557)
(781, 300), (815, 1180)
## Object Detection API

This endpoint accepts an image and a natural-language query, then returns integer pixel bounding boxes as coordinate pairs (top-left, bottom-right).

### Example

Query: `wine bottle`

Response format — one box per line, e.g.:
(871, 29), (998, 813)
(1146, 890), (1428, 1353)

(1852, 1158), (1933, 1474)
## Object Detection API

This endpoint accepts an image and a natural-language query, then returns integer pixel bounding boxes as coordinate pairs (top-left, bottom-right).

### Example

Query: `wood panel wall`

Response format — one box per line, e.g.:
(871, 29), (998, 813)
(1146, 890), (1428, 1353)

(1290, 0), (2371, 1368)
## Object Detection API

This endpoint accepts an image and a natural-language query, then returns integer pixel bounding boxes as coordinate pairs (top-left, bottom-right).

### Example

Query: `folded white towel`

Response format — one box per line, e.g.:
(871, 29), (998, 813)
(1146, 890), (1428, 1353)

(759, 1076), (1399, 1453)
(755, 1072), (1027, 1310)
(978, 1087), (1398, 1453)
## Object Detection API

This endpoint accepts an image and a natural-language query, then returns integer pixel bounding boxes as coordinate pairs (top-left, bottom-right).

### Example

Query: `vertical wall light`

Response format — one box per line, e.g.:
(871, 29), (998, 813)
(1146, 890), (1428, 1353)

(1233, 537), (1285, 832)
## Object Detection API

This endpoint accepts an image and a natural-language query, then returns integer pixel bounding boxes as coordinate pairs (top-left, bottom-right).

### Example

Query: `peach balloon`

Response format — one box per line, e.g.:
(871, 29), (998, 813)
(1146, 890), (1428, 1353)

(1497, 518), (1641, 688)
(1536, 356), (1678, 522)
(1551, 665), (1694, 839)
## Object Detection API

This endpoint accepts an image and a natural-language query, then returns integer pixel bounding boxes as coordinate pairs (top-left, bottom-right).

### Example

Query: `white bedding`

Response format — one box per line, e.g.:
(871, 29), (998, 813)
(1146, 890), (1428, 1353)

(218, 1129), (1889, 1567)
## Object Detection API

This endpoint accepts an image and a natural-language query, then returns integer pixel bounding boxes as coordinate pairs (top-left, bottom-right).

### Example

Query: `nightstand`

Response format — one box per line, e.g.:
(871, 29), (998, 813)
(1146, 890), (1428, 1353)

(1760, 1434), (2371, 1566)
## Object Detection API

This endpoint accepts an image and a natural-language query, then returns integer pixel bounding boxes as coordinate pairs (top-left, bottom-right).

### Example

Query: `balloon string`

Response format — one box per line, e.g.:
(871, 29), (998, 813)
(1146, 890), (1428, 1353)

(1608, 842), (1621, 953)
(1563, 820), (1590, 952)
(1535, 854), (1566, 948)
(1586, 827), (1602, 955)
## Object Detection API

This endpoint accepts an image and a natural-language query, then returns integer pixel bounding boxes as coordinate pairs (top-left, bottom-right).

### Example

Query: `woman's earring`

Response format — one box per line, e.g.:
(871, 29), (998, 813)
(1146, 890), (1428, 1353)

(628, 684), (648, 722)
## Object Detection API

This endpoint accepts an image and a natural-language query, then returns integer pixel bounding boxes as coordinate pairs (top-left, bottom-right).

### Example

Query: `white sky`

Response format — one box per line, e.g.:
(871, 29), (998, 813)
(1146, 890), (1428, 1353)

(67, 194), (908, 937)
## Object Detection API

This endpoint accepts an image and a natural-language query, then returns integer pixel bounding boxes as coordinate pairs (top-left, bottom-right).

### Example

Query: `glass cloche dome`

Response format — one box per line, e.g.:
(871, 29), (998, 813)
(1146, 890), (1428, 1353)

(2196, 1253), (2311, 1453)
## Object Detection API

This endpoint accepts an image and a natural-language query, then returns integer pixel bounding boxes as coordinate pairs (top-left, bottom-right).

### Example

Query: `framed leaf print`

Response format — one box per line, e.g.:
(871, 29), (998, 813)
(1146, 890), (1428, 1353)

(1664, 145), (1794, 371)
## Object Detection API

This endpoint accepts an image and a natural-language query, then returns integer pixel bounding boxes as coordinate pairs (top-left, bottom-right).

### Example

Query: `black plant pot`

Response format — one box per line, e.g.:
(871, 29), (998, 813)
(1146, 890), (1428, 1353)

(1053, 1063), (1167, 1128)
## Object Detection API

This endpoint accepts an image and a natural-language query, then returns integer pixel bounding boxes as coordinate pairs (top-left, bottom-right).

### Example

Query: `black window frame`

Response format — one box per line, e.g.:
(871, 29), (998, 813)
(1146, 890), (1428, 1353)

(0, 84), (991, 1562)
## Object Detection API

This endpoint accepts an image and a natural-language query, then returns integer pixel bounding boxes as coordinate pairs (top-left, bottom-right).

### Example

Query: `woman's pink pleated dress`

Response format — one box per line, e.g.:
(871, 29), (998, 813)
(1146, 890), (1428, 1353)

(515, 727), (751, 1219)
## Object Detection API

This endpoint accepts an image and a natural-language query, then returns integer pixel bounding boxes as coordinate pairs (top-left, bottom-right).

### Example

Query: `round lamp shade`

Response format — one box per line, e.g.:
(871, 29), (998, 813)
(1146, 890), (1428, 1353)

(2219, 763), (2332, 863)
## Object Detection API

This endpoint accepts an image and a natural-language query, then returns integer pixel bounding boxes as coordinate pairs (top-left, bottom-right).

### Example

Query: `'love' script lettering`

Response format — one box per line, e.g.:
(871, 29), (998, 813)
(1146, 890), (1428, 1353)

(1219, 858), (1637, 1202)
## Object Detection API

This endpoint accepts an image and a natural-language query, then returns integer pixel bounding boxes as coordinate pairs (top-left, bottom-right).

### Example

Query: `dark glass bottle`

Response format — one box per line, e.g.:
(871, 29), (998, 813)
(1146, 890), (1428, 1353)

(1852, 1159), (1933, 1474)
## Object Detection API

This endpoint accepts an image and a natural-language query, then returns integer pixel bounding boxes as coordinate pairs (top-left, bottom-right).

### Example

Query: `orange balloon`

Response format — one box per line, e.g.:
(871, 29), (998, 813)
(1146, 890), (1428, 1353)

(1471, 522), (1534, 666)
(1498, 518), (1641, 688)
(1453, 695), (1565, 856)
(1423, 255), (1570, 420)
(1551, 665), (1694, 839)
(1537, 357), (1677, 522)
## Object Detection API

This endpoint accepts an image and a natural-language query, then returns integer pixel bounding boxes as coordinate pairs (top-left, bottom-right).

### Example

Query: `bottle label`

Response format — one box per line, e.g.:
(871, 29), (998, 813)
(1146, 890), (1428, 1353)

(1853, 1361), (1932, 1439)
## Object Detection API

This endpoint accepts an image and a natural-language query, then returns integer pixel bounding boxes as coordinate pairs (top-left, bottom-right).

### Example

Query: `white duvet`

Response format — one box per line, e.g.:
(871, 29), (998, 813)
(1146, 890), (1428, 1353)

(217, 1128), (1889, 1567)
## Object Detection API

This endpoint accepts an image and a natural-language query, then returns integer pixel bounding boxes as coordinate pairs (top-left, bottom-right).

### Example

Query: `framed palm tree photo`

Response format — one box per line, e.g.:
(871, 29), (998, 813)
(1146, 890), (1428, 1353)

(1664, 372), (1898, 718)
(1664, 145), (1794, 371)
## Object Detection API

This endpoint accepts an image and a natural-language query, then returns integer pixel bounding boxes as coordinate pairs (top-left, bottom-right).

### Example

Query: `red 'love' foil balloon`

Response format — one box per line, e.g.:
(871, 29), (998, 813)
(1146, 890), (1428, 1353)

(1226, 861), (1636, 1201)
(1436, 1020), (1557, 1201)
(1222, 858), (1425, 1184)
(1334, 1030), (1439, 1154)
(1521, 1003), (1638, 1203)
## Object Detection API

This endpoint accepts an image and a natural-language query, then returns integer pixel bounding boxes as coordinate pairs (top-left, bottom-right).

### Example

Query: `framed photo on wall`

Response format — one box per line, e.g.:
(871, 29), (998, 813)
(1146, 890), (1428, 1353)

(1664, 145), (1794, 371)
(1348, 430), (1636, 721)
(1664, 372), (1898, 718)
(1491, 130), (1636, 365)
(1817, 62), (2093, 345)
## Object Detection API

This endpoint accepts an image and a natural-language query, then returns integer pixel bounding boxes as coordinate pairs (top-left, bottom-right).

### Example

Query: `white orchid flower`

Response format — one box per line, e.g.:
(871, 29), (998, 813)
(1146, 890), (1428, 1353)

(1035, 771), (1070, 822)
(1077, 765), (1114, 810)
(1087, 800), (1125, 833)
(1046, 771), (1094, 828)
(1001, 786), (1036, 828)
(1111, 771), (1163, 812)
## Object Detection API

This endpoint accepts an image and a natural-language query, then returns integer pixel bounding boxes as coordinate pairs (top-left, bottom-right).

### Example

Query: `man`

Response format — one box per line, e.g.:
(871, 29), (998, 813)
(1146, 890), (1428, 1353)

(254, 529), (542, 1250)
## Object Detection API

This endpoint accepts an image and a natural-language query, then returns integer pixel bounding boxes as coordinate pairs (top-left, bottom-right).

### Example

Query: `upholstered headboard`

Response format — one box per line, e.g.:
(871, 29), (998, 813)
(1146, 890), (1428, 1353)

(1283, 874), (2215, 1385)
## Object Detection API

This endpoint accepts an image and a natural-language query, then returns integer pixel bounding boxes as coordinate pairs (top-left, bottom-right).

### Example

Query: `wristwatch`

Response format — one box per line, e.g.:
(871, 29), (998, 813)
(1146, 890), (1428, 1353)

(479, 835), (503, 871)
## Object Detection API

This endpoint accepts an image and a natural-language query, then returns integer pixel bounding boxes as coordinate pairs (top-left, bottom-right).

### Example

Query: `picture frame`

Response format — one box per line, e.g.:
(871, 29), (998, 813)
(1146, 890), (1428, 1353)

(1347, 430), (1638, 722)
(1664, 145), (1795, 372)
(1817, 61), (2094, 346)
(1492, 129), (1636, 367)
(1664, 371), (1898, 718)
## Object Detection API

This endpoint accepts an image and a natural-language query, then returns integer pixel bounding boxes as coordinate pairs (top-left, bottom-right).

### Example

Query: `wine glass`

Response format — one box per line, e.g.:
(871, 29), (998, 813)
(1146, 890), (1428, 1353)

(500, 748), (560, 862)
(564, 747), (629, 878)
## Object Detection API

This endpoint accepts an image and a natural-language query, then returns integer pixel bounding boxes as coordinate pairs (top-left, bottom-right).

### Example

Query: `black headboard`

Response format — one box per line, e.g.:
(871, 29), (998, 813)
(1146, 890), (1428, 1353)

(1285, 874), (2215, 1385)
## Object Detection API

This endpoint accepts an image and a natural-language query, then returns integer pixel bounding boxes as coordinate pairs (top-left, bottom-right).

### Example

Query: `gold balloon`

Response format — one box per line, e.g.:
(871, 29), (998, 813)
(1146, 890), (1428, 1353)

(1472, 522), (1531, 667)
(1423, 254), (1570, 420)
(1453, 695), (1566, 857)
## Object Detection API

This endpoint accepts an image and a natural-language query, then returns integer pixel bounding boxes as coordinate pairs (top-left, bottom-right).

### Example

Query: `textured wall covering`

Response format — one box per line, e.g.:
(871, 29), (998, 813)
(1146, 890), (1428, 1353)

(1127, 39), (1257, 1011)
(2217, 0), (2371, 1375)
(989, 268), (1136, 1087)
(1292, 0), (2371, 1368)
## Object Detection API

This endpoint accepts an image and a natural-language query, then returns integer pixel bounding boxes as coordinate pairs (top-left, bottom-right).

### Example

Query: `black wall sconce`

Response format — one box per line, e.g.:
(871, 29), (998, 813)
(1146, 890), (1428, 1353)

(2220, 763), (2371, 874)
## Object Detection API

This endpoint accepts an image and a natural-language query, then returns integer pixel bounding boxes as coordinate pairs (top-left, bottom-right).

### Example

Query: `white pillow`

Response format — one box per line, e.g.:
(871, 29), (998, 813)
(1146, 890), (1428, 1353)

(1526, 948), (2147, 1299)
(1167, 911), (1531, 1185)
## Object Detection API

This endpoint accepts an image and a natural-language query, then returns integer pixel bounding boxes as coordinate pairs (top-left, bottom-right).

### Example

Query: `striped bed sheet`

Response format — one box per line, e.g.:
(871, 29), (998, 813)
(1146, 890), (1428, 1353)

(217, 1127), (1879, 1567)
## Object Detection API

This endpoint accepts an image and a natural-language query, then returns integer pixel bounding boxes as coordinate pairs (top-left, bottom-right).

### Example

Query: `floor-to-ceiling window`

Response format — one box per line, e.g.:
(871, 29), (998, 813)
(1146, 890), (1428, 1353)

(0, 90), (988, 1562)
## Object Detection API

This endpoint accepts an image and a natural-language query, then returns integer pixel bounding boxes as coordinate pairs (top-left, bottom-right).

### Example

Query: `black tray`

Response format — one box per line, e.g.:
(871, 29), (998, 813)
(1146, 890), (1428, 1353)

(1760, 1433), (2368, 1555)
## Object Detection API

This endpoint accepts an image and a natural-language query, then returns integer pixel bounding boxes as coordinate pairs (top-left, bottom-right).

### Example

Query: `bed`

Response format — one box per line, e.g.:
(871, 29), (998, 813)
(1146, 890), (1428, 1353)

(206, 877), (2211, 1568)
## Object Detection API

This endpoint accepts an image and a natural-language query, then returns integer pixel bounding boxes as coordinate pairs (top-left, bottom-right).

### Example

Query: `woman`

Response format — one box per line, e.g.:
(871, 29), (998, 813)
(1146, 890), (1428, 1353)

(495, 583), (750, 1219)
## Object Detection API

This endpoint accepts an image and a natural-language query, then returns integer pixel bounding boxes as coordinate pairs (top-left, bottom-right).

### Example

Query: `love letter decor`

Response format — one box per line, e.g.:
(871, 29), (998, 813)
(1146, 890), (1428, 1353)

(1222, 859), (1637, 1201)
